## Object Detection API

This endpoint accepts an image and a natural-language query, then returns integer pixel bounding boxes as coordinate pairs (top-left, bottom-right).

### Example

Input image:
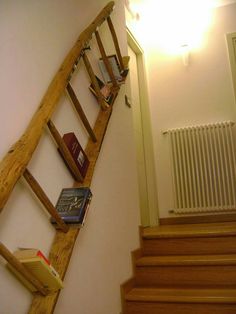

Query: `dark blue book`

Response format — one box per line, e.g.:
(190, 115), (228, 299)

(51, 187), (92, 225)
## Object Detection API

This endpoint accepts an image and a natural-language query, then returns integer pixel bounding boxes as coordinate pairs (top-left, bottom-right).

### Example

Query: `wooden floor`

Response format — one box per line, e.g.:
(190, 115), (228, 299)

(121, 221), (236, 314)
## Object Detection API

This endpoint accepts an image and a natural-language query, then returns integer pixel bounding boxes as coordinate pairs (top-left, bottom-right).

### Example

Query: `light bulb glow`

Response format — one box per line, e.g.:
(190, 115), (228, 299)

(128, 0), (215, 54)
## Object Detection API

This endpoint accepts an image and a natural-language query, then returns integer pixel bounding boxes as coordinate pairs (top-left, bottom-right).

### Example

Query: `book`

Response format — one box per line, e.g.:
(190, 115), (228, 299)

(13, 248), (50, 265)
(98, 54), (123, 84)
(51, 187), (92, 225)
(59, 132), (89, 179)
(89, 75), (114, 105)
(7, 251), (63, 292)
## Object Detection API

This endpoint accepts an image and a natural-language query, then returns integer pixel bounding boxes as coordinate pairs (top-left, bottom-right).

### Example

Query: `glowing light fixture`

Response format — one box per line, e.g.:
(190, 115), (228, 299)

(128, 0), (215, 55)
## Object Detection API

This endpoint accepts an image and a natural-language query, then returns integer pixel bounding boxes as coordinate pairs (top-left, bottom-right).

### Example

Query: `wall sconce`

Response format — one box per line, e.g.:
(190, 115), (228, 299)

(181, 44), (190, 66)
(125, 0), (140, 21)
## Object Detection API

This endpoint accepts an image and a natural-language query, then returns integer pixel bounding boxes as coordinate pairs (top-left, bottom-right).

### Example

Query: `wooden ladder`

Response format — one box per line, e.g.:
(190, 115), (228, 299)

(0, 2), (129, 313)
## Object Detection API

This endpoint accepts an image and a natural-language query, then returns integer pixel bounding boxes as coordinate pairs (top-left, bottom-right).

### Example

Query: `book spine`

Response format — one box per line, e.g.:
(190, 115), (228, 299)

(37, 251), (50, 265)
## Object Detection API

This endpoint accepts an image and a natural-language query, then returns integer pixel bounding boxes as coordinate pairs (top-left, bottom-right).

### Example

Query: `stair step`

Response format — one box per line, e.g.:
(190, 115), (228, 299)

(135, 265), (236, 287)
(136, 254), (236, 266)
(125, 287), (236, 304)
(142, 222), (236, 239)
(142, 223), (236, 255)
(135, 255), (236, 287)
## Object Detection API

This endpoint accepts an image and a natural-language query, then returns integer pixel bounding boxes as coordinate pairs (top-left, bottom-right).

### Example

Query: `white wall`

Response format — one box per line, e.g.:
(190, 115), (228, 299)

(127, 2), (236, 218)
(0, 1), (140, 313)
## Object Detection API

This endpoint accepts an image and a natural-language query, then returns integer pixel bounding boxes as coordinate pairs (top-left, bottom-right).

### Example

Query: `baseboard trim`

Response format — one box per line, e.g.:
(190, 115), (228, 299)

(160, 213), (236, 225)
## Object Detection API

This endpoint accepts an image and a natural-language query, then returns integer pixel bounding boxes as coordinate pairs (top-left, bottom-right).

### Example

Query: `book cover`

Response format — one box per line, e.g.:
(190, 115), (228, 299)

(7, 256), (63, 292)
(98, 54), (123, 84)
(89, 75), (114, 105)
(59, 132), (89, 178)
(51, 187), (92, 225)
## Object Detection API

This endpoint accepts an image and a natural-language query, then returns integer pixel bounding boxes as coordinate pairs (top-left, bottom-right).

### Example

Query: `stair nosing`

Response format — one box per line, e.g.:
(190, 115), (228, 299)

(125, 287), (236, 304)
(136, 254), (236, 266)
(142, 222), (236, 239)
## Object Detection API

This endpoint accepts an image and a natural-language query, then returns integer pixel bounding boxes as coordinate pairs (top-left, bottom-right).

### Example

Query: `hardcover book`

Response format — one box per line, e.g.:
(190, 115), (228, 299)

(98, 54), (123, 84)
(89, 75), (114, 105)
(59, 132), (89, 178)
(51, 187), (92, 225)
(8, 251), (63, 292)
(13, 248), (50, 265)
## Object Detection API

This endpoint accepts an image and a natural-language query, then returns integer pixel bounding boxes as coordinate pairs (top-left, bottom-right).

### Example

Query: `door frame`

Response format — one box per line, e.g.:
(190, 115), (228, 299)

(127, 27), (159, 226)
(227, 32), (236, 102)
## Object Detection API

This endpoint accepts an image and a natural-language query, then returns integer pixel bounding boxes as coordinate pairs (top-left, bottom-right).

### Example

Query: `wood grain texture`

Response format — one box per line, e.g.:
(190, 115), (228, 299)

(23, 168), (69, 233)
(123, 223), (236, 313)
(107, 16), (125, 72)
(125, 301), (236, 314)
(0, 1), (115, 213)
(125, 287), (236, 303)
(135, 265), (236, 287)
(66, 83), (97, 142)
(82, 52), (108, 110)
(29, 104), (113, 313)
(143, 236), (236, 256)
(160, 213), (236, 225)
(136, 254), (236, 266)
(0, 242), (48, 296)
(28, 227), (80, 314)
(142, 222), (236, 239)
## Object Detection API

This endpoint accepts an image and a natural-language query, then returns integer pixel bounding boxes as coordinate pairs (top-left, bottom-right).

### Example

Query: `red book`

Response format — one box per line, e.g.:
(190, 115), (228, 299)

(61, 132), (89, 178)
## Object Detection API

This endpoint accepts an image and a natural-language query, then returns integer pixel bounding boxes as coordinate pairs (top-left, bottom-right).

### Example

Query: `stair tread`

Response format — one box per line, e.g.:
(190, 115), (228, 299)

(125, 287), (236, 303)
(143, 222), (236, 239)
(136, 254), (236, 266)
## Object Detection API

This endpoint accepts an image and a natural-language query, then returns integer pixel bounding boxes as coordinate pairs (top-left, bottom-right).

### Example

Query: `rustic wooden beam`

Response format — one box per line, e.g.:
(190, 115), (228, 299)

(95, 30), (119, 88)
(66, 83), (97, 142)
(107, 16), (125, 72)
(0, 242), (48, 296)
(82, 52), (108, 110)
(29, 105), (113, 313)
(23, 168), (69, 233)
(47, 120), (84, 182)
(0, 1), (115, 214)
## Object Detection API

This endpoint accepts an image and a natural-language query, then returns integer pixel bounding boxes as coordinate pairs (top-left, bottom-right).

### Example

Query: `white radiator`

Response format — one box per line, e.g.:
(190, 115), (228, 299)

(166, 121), (236, 214)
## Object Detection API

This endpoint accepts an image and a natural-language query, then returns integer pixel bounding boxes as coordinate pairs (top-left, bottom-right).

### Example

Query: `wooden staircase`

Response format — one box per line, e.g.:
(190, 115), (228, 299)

(121, 222), (236, 314)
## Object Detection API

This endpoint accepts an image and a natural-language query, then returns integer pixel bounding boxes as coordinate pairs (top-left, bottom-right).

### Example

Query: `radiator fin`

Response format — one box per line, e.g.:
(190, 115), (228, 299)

(167, 122), (236, 214)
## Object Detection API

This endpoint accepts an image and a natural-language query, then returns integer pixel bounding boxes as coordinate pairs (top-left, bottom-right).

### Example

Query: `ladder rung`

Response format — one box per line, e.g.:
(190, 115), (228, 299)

(66, 83), (97, 143)
(23, 168), (69, 233)
(82, 52), (108, 110)
(107, 16), (125, 72)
